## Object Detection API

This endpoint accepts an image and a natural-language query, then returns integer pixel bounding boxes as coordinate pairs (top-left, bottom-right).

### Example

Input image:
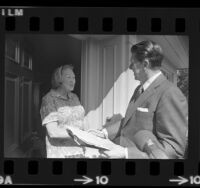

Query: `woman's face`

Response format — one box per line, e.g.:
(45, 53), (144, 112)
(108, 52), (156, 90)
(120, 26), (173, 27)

(61, 68), (76, 92)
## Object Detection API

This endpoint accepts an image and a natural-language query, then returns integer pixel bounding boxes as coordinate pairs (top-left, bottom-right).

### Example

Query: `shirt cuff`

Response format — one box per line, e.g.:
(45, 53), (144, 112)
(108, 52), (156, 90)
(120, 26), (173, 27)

(124, 147), (128, 159)
(102, 128), (108, 139)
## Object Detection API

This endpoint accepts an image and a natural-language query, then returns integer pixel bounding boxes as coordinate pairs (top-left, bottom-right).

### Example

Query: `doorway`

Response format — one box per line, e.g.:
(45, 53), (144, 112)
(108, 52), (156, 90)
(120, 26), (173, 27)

(4, 34), (82, 157)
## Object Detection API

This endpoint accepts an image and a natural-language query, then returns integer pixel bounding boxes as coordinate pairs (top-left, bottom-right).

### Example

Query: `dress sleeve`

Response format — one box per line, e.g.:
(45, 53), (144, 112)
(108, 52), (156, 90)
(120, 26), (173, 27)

(40, 95), (58, 126)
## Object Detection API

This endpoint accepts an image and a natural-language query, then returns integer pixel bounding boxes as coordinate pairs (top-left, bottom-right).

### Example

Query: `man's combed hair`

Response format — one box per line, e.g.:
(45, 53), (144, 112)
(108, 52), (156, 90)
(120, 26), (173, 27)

(131, 40), (164, 68)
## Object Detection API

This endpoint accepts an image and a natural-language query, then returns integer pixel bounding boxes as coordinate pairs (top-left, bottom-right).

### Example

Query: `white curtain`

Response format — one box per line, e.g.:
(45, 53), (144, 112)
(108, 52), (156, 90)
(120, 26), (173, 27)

(81, 35), (139, 130)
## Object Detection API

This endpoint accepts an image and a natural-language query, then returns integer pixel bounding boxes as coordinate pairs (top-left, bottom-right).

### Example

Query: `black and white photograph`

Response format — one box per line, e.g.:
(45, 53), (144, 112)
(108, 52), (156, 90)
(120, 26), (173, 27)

(4, 34), (189, 159)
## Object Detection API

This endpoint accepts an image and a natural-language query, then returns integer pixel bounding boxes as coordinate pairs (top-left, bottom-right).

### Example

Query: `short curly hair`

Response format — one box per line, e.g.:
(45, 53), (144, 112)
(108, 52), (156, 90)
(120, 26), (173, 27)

(131, 40), (164, 68)
(51, 64), (74, 89)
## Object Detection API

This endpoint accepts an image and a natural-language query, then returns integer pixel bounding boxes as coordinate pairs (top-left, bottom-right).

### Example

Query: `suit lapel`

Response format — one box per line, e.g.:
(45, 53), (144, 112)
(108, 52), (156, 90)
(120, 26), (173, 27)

(122, 74), (166, 127)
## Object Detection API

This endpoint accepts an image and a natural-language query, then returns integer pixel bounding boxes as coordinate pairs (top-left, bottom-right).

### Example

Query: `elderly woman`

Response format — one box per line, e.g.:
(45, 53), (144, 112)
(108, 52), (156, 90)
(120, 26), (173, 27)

(40, 64), (98, 158)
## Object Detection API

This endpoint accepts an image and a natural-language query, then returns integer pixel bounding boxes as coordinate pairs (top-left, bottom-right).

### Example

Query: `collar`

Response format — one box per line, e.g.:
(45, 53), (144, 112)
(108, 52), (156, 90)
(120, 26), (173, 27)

(50, 89), (73, 100)
(142, 71), (162, 91)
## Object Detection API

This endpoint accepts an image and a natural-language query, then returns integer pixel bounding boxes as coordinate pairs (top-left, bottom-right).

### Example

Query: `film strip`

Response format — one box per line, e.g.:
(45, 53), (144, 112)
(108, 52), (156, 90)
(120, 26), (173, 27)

(0, 7), (199, 186)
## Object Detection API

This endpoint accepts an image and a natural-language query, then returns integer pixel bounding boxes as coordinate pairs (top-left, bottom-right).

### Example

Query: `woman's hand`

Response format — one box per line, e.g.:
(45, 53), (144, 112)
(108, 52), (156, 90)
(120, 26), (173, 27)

(46, 122), (72, 139)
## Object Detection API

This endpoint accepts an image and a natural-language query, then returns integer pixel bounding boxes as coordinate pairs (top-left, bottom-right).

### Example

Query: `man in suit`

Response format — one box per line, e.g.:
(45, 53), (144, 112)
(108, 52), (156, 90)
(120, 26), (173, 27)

(90, 40), (188, 159)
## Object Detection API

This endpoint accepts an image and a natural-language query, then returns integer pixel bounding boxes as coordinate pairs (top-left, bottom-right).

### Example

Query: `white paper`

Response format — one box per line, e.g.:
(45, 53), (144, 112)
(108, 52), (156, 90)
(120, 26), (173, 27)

(66, 126), (116, 150)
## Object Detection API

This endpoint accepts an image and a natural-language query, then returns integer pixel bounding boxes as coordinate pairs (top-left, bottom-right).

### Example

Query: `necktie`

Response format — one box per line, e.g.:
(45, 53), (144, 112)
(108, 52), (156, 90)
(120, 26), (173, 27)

(135, 85), (144, 102)
(130, 84), (144, 102)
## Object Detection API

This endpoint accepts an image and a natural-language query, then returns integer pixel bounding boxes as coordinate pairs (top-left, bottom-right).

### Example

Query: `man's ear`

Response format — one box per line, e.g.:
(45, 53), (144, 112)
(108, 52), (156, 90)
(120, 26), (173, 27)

(143, 59), (150, 68)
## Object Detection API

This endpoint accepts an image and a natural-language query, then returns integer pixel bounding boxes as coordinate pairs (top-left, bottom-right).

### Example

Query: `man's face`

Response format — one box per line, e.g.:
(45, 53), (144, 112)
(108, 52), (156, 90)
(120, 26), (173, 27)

(129, 54), (146, 82)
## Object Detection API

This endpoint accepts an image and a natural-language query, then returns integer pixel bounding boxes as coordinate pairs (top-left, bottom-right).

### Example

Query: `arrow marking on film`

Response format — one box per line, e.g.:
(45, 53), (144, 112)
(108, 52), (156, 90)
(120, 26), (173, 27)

(74, 176), (93, 184)
(169, 176), (188, 185)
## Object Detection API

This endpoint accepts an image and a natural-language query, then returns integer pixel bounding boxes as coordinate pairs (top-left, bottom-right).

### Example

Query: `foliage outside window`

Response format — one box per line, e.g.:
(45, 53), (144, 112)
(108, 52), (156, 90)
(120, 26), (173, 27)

(177, 68), (188, 100)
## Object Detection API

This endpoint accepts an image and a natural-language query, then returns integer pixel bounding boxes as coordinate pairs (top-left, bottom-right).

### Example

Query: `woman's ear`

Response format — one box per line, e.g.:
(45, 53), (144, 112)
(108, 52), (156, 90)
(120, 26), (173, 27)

(59, 77), (63, 86)
(58, 66), (63, 85)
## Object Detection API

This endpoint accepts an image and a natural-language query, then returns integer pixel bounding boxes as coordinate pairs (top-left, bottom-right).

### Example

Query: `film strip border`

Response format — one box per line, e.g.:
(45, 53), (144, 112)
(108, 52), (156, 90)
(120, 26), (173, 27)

(0, 7), (200, 185)
(3, 16), (189, 33)
(1, 159), (200, 185)
(0, 8), (199, 33)
(1, 15), (197, 33)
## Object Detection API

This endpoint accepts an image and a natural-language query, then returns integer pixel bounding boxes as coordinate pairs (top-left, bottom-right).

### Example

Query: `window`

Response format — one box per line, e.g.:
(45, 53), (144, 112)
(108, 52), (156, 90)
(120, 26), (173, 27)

(21, 50), (33, 70)
(5, 39), (19, 63)
(5, 38), (33, 70)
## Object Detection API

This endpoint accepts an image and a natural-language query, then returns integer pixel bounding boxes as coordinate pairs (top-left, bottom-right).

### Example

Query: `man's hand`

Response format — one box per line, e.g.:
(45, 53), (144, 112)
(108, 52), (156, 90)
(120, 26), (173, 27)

(106, 116), (112, 122)
(99, 144), (126, 158)
(87, 129), (106, 139)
